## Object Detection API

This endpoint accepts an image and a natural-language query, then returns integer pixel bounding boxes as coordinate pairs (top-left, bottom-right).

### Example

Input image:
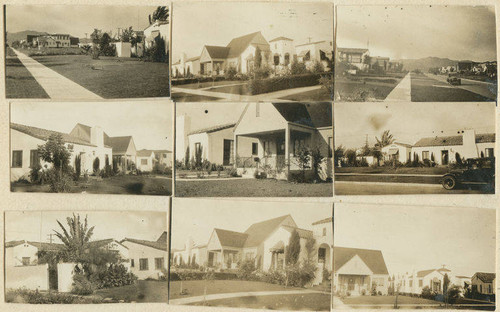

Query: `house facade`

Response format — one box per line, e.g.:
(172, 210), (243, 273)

(333, 247), (390, 296)
(381, 142), (412, 164)
(173, 215), (332, 285)
(136, 150), (156, 171)
(471, 272), (496, 295)
(31, 34), (72, 48)
(121, 232), (169, 280)
(295, 40), (333, 70)
(336, 47), (370, 71)
(144, 20), (169, 55)
(397, 267), (471, 295)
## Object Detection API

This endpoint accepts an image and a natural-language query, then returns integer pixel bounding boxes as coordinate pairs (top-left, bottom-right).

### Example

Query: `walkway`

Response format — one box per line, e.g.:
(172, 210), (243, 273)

(384, 73), (411, 101)
(169, 289), (327, 305)
(333, 296), (351, 309)
(12, 49), (102, 100)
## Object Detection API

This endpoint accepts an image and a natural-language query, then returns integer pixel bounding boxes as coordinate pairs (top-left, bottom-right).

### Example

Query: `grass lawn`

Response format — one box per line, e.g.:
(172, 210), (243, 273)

(342, 295), (440, 305)
(335, 167), (448, 175)
(175, 179), (333, 197)
(170, 280), (303, 299)
(5, 54), (50, 98)
(335, 174), (440, 184)
(334, 78), (399, 101)
(11, 175), (172, 196)
(279, 87), (332, 101)
(192, 292), (331, 311)
(32, 54), (169, 98)
(174, 80), (244, 89)
(206, 83), (251, 95)
(95, 280), (168, 303)
(171, 92), (222, 102)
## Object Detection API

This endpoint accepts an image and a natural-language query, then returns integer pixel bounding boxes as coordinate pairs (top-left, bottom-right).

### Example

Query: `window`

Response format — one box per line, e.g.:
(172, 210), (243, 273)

(139, 258), (149, 271)
(485, 148), (494, 158)
(304, 51), (310, 61)
(131, 259), (135, 267)
(155, 257), (164, 270)
(252, 143), (258, 155)
(293, 139), (305, 156)
(409, 280), (413, 287)
(245, 252), (255, 260)
(322, 228), (326, 236)
(422, 151), (430, 160)
(419, 279), (423, 287)
(30, 149), (39, 168)
(12, 150), (22, 168)
(263, 141), (271, 156)
(328, 137), (333, 157)
(141, 159), (148, 165)
(488, 284), (492, 294)
(318, 248), (326, 263)
(284, 53), (290, 66)
(480, 285), (483, 293)
(22, 257), (30, 266)
(163, 153), (167, 158)
(274, 54), (280, 66)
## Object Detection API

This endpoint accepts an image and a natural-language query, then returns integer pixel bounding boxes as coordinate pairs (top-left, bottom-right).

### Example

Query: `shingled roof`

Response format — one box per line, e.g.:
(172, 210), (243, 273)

(137, 149), (154, 157)
(226, 31), (269, 58)
(214, 228), (248, 248)
(188, 123), (236, 135)
(272, 103), (332, 128)
(281, 225), (313, 239)
(413, 133), (495, 147)
(11, 123), (97, 147)
(243, 215), (292, 247)
(334, 247), (389, 275)
(204, 45), (230, 59)
(474, 272), (496, 283)
(104, 136), (133, 154)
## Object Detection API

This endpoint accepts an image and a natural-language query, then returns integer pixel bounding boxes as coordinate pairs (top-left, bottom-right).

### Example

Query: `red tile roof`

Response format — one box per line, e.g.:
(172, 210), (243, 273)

(11, 123), (97, 147)
(188, 123), (236, 135)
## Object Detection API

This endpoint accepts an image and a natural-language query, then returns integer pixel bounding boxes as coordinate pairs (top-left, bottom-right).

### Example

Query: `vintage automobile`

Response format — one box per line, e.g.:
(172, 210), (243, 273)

(446, 73), (462, 85)
(441, 157), (495, 190)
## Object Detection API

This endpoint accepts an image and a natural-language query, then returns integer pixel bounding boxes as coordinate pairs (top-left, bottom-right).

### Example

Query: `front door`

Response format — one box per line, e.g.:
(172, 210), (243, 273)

(208, 252), (215, 267)
(276, 138), (285, 155)
(441, 150), (449, 165)
(223, 139), (233, 166)
(348, 277), (355, 291)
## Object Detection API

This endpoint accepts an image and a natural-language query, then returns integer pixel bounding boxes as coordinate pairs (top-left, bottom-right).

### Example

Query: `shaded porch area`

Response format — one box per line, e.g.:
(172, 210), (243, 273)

(112, 154), (136, 173)
(336, 274), (371, 296)
(207, 249), (239, 270)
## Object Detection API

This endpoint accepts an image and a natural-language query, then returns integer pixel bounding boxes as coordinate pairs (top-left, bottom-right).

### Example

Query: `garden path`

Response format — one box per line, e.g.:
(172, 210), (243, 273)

(384, 72), (411, 101)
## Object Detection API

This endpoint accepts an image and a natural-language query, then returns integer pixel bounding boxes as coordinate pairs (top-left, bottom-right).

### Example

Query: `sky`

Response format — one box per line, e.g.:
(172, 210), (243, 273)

(171, 199), (332, 250)
(5, 211), (167, 243)
(334, 203), (496, 277)
(11, 101), (172, 150)
(336, 6), (497, 61)
(6, 5), (158, 39)
(335, 102), (496, 149)
(177, 102), (247, 133)
(172, 2), (333, 61)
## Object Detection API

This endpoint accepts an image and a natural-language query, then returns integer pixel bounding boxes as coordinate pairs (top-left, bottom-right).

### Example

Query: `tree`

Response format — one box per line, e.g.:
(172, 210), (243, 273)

(285, 230), (301, 265)
(311, 147), (325, 180)
(375, 130), (395, 148)
(184, 146), (190, 169)
(443, 273), (450, 294)
(151, 6), (169, 23)
(291, 59), (307, 75)
(334, 145), (345, 167)
(38, 134), (72, 172)
(294, 147), (311, 182)
(120, 26), (133, 43)
(447, 284), (462, 304)
(345, 149), (357, 167)
(254, 46), (262, 70)
(53, 214), (95, 263)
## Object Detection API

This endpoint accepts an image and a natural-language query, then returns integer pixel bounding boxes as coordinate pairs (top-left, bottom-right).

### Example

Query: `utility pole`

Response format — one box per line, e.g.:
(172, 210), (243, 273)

(46, 233), (54, 243)
(307, 37), (312, 43)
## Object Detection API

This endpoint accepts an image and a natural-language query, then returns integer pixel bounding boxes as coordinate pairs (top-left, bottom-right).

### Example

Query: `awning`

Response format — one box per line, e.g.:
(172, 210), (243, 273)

(388, 149), (399, 155)
(269, 241), (284, 253)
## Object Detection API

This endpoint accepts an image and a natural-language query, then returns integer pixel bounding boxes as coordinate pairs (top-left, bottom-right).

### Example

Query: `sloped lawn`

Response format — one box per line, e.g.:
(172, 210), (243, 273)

(95, 280), (168, 303)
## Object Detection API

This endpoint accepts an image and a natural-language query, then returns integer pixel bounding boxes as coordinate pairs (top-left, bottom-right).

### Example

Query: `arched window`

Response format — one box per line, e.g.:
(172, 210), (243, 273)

(284, 53), (290, 66)
(273, 54), (280, 66)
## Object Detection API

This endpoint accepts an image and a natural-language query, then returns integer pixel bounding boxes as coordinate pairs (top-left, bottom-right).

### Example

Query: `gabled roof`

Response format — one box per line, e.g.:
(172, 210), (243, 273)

(214, 228), (248, 248)
(413, 133), (495, 147)
(188, 123), (236, 135)
(227, 31), (267, 58)
(28, 241), (64, 251)
(337, 47), (369, 54)
(137, 149), (154, 157)
(154, 149), (172, 154)
(204, 45), (230, 59)
(272, 103), (332, 128)
(5, 240), (27, 248)
(391, 142), (413, 148)
(121, 234), (168, 252)
(474, 272), (496, 283)
(104, 135), (133, 154)
(11, 123), (97, 147)
(89, 238), (128, 250)
(186, 56), (200, 62)
(281, 225), (313, 239)
(269, 36), (293, 43)
(312, 217), (332, 225)
(417, 269), (438, 277)
(156, 231), (169, 244)
(334, 247), (389, 275)
(243, 215), (291, 247)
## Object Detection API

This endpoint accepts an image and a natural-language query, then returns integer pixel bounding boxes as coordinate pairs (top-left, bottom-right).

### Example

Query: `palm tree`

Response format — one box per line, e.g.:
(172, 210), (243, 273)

(151, 6), (169, 23)
(375, 130), (395, 148)
(54, 214), (95, 262)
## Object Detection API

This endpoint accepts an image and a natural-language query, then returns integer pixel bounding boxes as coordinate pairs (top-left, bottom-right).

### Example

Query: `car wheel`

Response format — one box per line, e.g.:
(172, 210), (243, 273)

(442, 176), (456, 190)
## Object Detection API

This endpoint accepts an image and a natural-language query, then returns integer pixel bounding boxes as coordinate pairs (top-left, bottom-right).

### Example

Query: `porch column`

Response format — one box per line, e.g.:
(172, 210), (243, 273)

(285, 124), (291, 172)
(234, 134), (238, 168)
(211, 60), (214, 76)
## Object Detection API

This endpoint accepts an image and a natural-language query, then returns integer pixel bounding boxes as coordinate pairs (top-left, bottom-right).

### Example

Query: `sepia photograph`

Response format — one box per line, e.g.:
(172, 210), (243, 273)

(335, 6), (497, 102)
(171, 1), (333, 102)
(334, 102), (496, 195)
(170, 199), (332, 310)
(334, 203), (495, 310)
(5, 5), (169, 99)
(5, 210), (168, 303)
(175, 102), (333, 197)
(10, 101), (172, 195)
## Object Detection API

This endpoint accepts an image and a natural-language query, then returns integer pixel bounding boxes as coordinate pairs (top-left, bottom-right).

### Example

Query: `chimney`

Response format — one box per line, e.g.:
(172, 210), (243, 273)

(462, 129), (478, 159)
(90, 126), (104, 148)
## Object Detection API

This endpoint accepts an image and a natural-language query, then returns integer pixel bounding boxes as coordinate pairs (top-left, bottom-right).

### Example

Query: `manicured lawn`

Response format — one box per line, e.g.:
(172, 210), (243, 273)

(342, 295), (440, 305)
(279, 87), (332, 101)
(170, 280), (303, 299)
(5, 54), (49, 98)
(32, 54), (169, 98)
(174, 80), (244, 89)
(175, 178), (333, 197)
(192, 292), (331, 311)
(95, 280), (168, 303)
(334, 77), (400, 101)
(335, 167), (449, 175)
(171, 92), (222, 102)
(335, 174), (440, 184)
(11, 175), (172, 196)
(206, 83), (251, 95)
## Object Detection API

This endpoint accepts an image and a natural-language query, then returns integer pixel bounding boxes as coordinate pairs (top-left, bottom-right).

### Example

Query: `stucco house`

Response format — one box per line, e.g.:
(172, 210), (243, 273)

(234, 102), (333, 180)
(333, 247), (390, 296)
(144, 20), (169, 55)
(269, 37), (295, 72)
(173, 215), (332, 285)
(136, 149), (156, 172)
(471, 272), (495, 295)
(121, 232), (168, 280)
(295, 40), (333, 70)
(381, 142), (412, 164)
(336, 47), (370, 71)
(154, 149), (173, 168)
(31, 34), (72, 48)
(397, 267), (471, 295)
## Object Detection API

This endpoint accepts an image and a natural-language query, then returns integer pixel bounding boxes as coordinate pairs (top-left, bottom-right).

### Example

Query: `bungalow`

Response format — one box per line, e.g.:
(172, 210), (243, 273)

(136, 149), (156, 172)
(10, 123), (112, 182)
(295, 40), (333, 70)
(154, 149), (173, 168)
(333, 247), (389, 296)
(397, 267), (471, 295)
(173, 215), (332, 285)
(121, 232), (168, 280)
(381, 142), (412, 164)
(471, 272), (495, 295)
(336, 47), (370, 71)
(411, 130), (495, 165)
(234, 102), (333, 180)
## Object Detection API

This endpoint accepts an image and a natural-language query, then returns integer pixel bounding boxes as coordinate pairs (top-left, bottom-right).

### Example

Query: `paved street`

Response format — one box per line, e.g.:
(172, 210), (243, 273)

(335, 181), (491, 195)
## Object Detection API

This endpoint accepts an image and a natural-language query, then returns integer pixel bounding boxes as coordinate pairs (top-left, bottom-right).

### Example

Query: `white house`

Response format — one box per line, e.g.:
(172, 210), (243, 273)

(336, 47), (370, 71)
(172, 53), (200, 78)
(32, 34), (71, 48)
(381, 142), (412, 164)
(144, 20), (169, 55)
(121, 232), (168, 280)
(269, 36), (295, 72)
(471, 272), (495, 295)
(234, 102), (333, 180)
(397, 267), (470, 295)
(173, 215), (332, 285)
(333, 247), (390, 296)
(295, 40), (333, 70)
(10, 123), (113, 182)
(136, 150), (156, 172)
(154, 149), (173, 168)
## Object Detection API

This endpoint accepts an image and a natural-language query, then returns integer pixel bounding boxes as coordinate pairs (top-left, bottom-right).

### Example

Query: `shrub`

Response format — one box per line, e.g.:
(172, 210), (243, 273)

(6, 288), (79, 304)
(421, 286), (433, 299)
(254, 66), (271, 79)
(254, 170), (267, 179)
(249, 73), (321, 95)
(74, 154), (81, 180)
(42, 168), (73, 193)
(29, 162), (43, 184)
(71, 273), (96, 295)
(144, 37), (167, 63)
(262, 270), (286, 285)
(291, 60), (308, 75)
(237, 259), (256, 280)
(93, 157), (100, 174)
(94, 264), (137, 289)
(227, 168), (240, 177)
(169, 270), (238, 281)
(312, 60), (324, 73)
(319, 75), (333, 99)
(285, 262), (317, 287)
(225, 66), (238, 80)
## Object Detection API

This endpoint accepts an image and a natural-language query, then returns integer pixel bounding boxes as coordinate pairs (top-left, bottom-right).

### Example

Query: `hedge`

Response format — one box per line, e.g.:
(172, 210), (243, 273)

(170, 271), (238, 281)
(249, 73), (325, 95)
(171, 76), (228, 86)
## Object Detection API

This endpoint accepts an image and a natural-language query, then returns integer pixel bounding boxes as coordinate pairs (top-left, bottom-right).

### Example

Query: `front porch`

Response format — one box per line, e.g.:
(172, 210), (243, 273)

(207, 249), (239, 270)
(336, 274), (371, 296)
(113, 154), (136, 173)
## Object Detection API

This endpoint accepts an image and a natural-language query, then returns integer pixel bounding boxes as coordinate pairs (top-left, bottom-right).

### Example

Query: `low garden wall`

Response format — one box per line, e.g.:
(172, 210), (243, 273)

(5, 264), (49, 291)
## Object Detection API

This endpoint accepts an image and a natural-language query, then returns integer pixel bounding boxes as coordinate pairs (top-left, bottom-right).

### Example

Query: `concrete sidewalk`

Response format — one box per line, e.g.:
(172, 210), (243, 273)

(384, 73), (411, 101)
(169, 289), (326, 305)
(12, 48), (102, 100)
(335, 180), (441, 188)
(332, 296), (351, 309)
(335, 173), (442, 177)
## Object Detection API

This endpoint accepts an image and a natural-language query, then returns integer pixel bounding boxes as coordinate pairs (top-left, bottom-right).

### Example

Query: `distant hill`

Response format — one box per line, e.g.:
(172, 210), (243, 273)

(6, 30), (48, 44)
(394, 57), (470, 72)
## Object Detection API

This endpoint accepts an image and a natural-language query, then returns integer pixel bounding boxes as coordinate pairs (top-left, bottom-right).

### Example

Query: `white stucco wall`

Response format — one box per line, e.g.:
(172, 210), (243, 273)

(113, 42), (131, 58)
(122, 241), (168, 280)
(382, 143), (412, 163)
(235, 103), (288, 136)
(137, 154), (155, 172)
(5, 243), (39, 267)
(57, 262), (76, 293)
(5, 263), (49, 291)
